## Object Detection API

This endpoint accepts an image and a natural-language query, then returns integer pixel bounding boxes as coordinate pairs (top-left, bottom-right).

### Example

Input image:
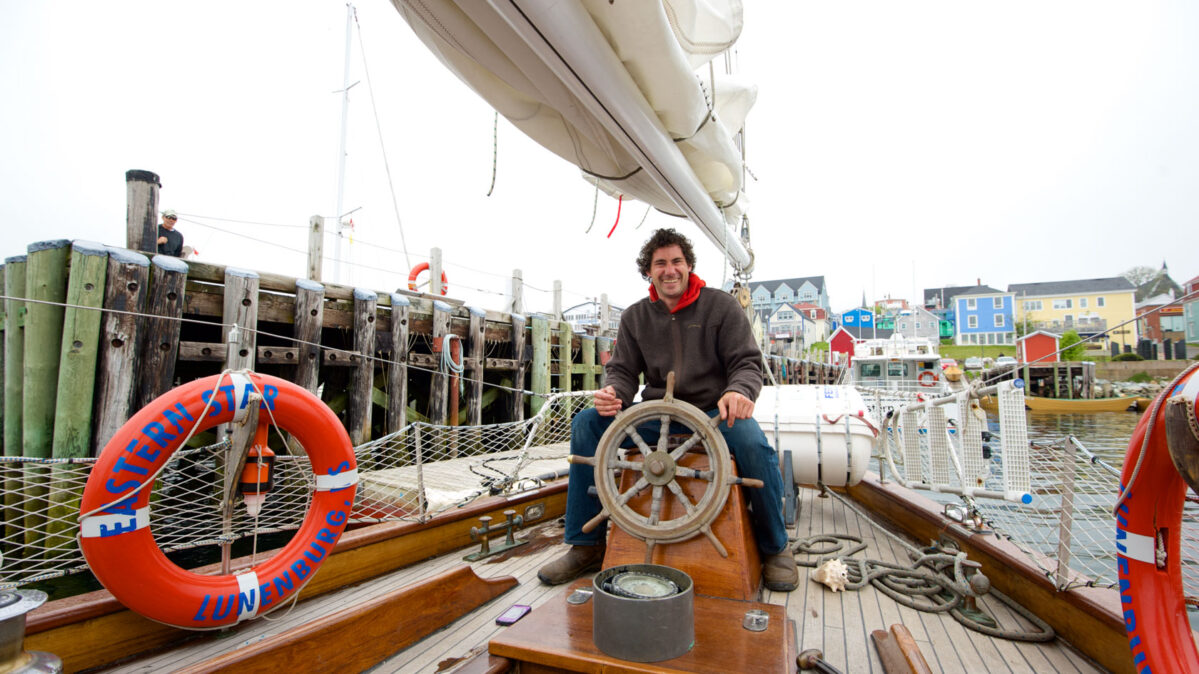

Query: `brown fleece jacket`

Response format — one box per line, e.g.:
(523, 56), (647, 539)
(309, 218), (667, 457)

(605, 287), (763, 410)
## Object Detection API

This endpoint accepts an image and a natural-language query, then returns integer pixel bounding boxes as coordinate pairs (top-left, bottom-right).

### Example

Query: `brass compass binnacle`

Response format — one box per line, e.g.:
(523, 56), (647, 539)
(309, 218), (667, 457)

(571, 373), (763, 563)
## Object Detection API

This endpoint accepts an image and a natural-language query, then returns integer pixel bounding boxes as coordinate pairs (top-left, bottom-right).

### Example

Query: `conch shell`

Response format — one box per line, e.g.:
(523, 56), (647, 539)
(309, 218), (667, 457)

(811, 558), (849, 592)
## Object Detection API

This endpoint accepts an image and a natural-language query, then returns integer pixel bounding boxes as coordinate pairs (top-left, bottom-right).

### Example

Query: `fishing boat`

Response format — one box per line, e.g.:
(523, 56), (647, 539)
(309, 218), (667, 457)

(2, 3), (1192, 674)
(978, 394), (1141, 413)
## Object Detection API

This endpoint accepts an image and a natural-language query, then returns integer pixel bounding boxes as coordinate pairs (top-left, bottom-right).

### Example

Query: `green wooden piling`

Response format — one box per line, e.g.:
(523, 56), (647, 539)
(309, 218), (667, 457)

(557, 322), (573, 396)
(22, 239), (71, 547)
(531, 315), (550, 416)
(46, 241), (109, 554)
(3, 256), (27, 544)
(51, 241), (109, 459)
(580, 335), (597, 391)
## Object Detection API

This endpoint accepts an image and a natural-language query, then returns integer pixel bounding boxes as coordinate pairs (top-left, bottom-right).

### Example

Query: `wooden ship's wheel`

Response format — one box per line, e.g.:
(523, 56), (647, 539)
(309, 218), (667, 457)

(571, 375), (763, 563)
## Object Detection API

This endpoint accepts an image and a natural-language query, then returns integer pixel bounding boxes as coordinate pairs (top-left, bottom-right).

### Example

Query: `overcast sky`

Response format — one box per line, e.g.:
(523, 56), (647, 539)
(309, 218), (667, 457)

(1, 2), (1195, 315)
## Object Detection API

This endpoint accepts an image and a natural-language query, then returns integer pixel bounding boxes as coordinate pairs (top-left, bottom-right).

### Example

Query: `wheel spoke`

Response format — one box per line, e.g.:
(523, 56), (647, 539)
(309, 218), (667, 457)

(648, 485), (665, 525)
(676, 467), (715, 482)
(612, 459), (644, 471)
(665, 479), (697, 515)
(701, 524), (729, 558)
(657, 415), (671, 453)
(624, 426), (655, 456)
(669, 430), (705, 460)
(617, 476), (651, 506)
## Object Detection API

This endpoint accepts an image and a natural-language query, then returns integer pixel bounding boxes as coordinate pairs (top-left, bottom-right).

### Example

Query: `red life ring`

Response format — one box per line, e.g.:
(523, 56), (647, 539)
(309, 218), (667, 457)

(407, 262), (448, 295)
(916, 371), (937, 387)
(1116, 365), (1199, 671)
(78, 372), (357, 630)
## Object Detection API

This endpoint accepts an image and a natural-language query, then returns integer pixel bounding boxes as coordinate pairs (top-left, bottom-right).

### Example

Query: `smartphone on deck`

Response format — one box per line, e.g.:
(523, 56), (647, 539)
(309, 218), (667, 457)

(496, 604), (531, 625)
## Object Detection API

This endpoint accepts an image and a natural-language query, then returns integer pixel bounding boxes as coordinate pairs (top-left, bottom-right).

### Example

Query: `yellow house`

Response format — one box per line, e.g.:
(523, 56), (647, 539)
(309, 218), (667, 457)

(1008, 277), (1138, 352)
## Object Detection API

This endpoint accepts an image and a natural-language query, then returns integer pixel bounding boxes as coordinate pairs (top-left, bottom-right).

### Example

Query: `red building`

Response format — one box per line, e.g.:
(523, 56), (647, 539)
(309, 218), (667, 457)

(1017, 330), (1059, 365)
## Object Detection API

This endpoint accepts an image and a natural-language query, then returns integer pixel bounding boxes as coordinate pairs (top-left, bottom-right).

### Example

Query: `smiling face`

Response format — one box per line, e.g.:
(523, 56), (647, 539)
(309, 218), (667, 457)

(649, 244), (692, 310)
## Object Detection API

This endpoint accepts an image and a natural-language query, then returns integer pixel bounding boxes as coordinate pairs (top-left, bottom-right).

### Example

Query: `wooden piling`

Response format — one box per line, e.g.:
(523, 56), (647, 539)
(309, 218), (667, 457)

(510, 270), (524, 315)
(580, 335), (597, 391)
(92, 249), (151, 451)
(466, 306), (486, 426)
(136, 255), (188, 410)
(387, 294), (410, 436)
(2, 255), (26, 544)
(125, 170), (160, 255)
(222, 268), (259, 372)
(293, 279), (324, 393)
(306, 216), (324, 283)
(430, 300), (451, 426)
(557, 321), (573, 395)
(531, 315), (550, 416)
(510, 313), (527, 422)
(51, 241), (109, 460)
(46, 242), (109, 552)
(348, 289), (377, 446)
(21, 239), (71, 545)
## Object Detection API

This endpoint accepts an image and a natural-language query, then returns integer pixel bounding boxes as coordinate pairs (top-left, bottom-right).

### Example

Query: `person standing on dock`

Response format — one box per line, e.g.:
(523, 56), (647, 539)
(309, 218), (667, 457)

(538, 227), (799, 592)
(157, 209), (184, 257)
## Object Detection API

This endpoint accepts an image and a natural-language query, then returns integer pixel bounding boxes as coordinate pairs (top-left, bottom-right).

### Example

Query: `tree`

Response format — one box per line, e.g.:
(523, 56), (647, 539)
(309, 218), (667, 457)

(1121, 265), (1157, 287)
(1060, 329), (1087, 361)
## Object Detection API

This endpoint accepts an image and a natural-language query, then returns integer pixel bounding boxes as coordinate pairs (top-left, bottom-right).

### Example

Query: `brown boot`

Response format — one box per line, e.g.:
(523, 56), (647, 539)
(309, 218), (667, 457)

(537, 544), (606, 585)
(763, 551), (798, 592)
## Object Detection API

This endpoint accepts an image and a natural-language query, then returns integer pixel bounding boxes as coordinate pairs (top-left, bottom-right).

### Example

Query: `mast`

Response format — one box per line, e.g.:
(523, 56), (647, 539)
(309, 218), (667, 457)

(332, 3), (354, 283)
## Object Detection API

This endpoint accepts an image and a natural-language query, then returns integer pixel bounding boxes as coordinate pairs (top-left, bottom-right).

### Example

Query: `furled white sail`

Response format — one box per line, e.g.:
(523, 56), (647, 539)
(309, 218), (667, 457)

(391, 0), (754, 271)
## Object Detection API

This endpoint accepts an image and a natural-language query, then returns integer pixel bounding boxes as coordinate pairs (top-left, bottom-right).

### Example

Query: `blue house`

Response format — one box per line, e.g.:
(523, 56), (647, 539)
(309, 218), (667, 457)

(954, 286), (1016, 346)
(839, 307), (874, 330)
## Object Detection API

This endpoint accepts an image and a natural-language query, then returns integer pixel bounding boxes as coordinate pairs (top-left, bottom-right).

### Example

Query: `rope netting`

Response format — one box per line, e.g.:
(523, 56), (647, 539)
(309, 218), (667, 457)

(0, 391), (592, 590)
(862, 384), (1199, 596)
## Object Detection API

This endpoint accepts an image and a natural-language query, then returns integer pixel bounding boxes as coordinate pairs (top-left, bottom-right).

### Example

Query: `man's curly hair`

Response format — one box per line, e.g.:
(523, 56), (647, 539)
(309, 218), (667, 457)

(636, 228), (696, 280)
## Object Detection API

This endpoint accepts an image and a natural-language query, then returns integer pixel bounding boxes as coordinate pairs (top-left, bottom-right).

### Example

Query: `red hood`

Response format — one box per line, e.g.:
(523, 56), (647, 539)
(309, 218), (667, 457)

(649, 274), (706, 313)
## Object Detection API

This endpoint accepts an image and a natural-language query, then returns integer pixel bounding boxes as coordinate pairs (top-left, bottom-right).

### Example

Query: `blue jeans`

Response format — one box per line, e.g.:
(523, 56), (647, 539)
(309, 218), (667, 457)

(564, 406), (789, 555)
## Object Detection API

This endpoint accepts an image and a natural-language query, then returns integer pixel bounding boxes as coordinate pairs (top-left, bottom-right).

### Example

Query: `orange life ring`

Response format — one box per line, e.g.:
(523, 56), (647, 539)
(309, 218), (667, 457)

(78, 372), (357, 630)
(1116, 365), (1199, 671)
(916, 371), (937, 387)
(407, 262), (448, 295)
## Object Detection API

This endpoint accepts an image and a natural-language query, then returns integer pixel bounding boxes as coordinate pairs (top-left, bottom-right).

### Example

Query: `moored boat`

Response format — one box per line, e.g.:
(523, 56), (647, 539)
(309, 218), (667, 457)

(979, 394), (1141, 413)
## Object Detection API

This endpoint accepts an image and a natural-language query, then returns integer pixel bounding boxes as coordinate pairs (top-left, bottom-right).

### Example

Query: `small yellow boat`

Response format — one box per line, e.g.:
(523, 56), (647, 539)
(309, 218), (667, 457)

(979, 394), (1141, 413)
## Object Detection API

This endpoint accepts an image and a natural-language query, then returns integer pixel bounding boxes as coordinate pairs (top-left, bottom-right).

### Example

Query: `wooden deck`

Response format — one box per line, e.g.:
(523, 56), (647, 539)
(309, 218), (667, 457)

(101, 487), (1105, 673)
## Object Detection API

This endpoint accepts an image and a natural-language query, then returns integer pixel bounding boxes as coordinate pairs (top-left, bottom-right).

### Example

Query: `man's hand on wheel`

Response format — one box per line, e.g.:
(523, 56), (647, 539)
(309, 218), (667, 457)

(594, 385), (623, 417)
(717, 391), (755, 428)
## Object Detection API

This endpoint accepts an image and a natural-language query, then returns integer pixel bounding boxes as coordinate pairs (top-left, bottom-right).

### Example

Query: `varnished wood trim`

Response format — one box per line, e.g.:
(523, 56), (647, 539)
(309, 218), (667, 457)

(176, 566), (516, 673)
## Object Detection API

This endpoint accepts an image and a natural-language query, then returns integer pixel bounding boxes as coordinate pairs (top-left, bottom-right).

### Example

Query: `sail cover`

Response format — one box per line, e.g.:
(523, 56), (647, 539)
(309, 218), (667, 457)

(390, 0), (755, 271)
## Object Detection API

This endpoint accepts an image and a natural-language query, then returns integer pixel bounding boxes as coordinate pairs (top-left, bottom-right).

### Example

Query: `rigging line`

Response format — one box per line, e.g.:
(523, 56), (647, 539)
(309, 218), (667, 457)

(584, 180), (599, 234)
(486, 111), (498, 197)
(634, 204), (652, 230)
(978, 286), (1199, 388)
(0, 293), (549, 399)
(179, 218), (309, 256)
(352, 7), (411, 271)
(176, 213), (307, 229)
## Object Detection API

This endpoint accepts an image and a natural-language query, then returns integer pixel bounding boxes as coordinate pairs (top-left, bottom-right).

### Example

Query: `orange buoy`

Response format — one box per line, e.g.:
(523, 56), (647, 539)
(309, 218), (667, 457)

(79, 372), (357, 630)
(407, 262), (448, 295)
(1116, 365), (1199, 671)
(916, 371), (938, 387)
